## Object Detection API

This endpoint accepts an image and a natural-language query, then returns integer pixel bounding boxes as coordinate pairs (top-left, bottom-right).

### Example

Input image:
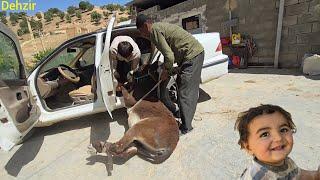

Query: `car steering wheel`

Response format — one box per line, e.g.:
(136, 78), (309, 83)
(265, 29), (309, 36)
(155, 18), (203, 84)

(57, 64), (80, 83)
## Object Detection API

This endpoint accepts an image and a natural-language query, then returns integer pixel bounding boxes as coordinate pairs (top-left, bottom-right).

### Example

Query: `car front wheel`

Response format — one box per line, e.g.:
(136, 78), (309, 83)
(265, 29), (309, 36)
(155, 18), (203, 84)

(160, 76), (179, 117)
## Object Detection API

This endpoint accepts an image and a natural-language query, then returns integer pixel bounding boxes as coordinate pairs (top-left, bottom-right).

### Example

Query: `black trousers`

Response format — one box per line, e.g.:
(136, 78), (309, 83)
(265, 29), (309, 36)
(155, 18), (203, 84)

(116, 60), (131, 84)
(177, 51), (204, 130)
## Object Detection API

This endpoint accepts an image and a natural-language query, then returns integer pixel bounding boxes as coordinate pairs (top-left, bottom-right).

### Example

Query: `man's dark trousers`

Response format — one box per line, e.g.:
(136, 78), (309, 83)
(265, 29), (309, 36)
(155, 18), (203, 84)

(177, 51), (204, 131)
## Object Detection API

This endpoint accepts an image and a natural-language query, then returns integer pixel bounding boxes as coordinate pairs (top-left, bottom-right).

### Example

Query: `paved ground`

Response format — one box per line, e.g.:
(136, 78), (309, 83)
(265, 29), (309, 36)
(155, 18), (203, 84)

(1, 68), (319, 180)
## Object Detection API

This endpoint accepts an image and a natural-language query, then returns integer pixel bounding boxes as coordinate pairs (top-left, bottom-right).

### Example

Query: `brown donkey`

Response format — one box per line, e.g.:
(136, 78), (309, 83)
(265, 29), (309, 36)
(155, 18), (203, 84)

(88, 86), (179, 165)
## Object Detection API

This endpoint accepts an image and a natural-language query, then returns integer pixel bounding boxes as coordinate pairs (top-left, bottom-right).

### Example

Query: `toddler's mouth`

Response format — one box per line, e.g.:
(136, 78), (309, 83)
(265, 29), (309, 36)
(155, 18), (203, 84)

(271, 145), (285, 151)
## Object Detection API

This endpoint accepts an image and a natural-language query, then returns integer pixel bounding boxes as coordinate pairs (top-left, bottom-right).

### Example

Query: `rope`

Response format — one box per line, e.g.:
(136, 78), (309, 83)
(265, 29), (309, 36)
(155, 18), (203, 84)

(128, 79), (162, 113)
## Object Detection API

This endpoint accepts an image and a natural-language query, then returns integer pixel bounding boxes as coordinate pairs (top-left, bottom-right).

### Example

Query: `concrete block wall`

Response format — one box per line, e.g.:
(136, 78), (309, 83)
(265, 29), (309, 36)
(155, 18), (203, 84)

(207, 0), (279, 66)
(279, 0), (320, 67)
(140, 0), (207, 33)
(206, 0), (319, 67)
(138, 0), (319, 67)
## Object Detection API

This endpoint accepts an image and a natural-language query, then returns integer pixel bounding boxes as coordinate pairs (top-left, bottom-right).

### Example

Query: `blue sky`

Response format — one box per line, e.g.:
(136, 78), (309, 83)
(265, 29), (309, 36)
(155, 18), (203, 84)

(1, 0), (131, 14)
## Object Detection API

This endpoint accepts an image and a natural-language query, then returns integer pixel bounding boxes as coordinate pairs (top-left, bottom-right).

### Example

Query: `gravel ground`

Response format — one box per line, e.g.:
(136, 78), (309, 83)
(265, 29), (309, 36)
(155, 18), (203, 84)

(0, 68), (319, 180)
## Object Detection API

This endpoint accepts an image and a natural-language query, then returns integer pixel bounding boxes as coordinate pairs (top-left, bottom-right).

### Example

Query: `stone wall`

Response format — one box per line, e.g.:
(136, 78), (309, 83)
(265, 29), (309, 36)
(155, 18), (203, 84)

(206, 0), (320, 67)
(140, 0), (207, 33)
(280, 0), (320, 67)
(139, 0), (319, 67)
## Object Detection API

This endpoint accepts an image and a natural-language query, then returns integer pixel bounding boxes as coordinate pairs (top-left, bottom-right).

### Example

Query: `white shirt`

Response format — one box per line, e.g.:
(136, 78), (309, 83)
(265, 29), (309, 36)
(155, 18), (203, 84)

(110, 36), (141, 71)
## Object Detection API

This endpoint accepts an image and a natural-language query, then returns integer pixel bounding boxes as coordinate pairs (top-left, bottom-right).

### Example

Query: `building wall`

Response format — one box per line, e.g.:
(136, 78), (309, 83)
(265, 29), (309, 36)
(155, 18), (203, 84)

(139, 0), (319, 68)
(206, 0), (320, 67)
(140, 0), (207, 33)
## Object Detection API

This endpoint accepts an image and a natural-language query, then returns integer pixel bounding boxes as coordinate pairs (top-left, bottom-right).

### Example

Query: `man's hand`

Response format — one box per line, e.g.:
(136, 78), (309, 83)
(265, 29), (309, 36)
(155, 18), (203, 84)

(160, 68), (169, 81)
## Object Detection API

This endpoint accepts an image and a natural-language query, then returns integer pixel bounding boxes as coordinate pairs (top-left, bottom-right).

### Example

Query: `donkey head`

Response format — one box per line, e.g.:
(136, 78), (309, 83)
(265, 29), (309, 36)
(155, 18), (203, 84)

(121, 86), (137, 108)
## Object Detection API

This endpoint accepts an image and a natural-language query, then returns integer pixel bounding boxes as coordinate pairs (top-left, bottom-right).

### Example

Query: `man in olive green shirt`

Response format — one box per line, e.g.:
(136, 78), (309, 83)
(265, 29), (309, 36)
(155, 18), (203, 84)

(136, 14), (204, 134)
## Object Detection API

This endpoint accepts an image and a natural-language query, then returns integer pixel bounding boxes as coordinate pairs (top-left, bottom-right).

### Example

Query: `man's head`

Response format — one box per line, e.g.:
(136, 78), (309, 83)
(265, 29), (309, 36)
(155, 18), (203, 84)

(234, 104), (296, 166)
(136, 14), (153, 37)
(118, 41), (133, 59)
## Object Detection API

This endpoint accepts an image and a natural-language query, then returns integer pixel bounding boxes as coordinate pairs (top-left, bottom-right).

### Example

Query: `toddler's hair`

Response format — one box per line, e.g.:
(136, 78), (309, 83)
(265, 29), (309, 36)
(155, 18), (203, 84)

(234, 104), (296, 149)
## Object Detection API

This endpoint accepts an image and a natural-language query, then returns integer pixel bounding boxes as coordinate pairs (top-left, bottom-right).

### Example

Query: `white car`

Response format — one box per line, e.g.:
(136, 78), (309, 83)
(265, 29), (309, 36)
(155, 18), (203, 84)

(0, 16), (228, 151)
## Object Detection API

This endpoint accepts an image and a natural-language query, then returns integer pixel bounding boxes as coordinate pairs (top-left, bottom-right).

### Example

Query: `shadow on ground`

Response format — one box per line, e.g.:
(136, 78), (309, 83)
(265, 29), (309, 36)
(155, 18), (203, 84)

(229, 68), (320, 80)
(198, 88), (211, 103)
(4, 108), (128, 177)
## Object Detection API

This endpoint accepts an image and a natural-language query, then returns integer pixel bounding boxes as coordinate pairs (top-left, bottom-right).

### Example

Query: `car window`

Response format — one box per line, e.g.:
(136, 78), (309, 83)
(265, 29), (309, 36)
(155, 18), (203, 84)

(41, 46), (81, 72)
(79, 46), (95, 67)
(0, 32), (21, 80)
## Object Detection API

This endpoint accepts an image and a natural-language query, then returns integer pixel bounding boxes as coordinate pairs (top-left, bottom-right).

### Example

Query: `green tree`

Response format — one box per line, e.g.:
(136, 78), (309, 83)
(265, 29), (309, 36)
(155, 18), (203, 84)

(87, 4), (94, 11)
(0, 11), (6, 17)
(103, 4), (120, 12)
(17, 18), (29, 36)
(44, 12), (53, 22)
(19, 17), (28, 29)
(35, 12), (42, 19)
(67, 6), (77, 15)
(0, 35), (19, 76)
(66, 14), (71, 23)
(119, 6), (126, 12)
(18, 12), (27, 18)
(31, 48), (53, 69)
(103, 11), (109, 19)
(91, 11), (101, 24)
(58, 11), (65, 21)
(79, 1), (89, 11)
(1, 16), (7, 25)
(9, 12), (19, 25)
(30, 19), (42, 31)
(76, 11), (82, 19)
(119, 17), (129, 23)
(48, 8), (61, 15)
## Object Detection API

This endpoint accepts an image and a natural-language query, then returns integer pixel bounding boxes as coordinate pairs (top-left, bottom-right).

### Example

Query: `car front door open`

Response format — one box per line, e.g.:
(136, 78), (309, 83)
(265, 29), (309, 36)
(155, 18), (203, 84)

(0, 23), (39, 151)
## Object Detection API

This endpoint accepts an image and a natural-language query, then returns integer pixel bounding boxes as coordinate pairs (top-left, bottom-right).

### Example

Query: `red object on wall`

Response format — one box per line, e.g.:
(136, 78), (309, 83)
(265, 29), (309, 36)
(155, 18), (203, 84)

(221, 37), (231, 46)
(232, 55), (241, 68)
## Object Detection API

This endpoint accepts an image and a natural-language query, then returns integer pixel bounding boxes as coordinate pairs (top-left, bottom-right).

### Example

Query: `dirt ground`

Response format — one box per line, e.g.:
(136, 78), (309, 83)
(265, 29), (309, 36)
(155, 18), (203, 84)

(0, 68), (319, 179)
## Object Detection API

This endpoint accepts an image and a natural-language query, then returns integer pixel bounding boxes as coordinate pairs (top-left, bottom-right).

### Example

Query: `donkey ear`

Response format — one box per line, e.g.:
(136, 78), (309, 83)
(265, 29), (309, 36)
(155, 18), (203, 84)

(121, 86), (137, 107)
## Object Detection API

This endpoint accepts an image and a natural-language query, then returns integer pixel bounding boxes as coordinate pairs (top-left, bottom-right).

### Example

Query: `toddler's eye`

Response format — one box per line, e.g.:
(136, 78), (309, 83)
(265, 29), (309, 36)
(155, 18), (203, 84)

(260, 132), (269, 138)
(280, 127), (290, 133)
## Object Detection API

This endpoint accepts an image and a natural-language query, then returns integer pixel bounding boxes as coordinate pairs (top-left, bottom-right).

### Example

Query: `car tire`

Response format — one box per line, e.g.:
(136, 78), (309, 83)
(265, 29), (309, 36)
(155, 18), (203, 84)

(160, 76), (179, 116)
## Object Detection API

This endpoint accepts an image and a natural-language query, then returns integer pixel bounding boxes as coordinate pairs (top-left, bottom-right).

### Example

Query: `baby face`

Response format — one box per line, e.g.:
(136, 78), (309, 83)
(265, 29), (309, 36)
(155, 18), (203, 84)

(244, 112), (294, 166)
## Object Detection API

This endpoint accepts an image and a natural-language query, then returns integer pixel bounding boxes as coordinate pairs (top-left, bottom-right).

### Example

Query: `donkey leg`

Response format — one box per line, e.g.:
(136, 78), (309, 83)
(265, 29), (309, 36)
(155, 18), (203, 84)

(113, 146), (138, 160)
(109, 127), (139, 154)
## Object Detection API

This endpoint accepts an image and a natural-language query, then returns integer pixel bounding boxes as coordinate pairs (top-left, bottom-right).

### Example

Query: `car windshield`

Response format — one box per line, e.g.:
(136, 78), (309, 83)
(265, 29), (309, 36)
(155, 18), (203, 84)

(41, 47), (82, 72)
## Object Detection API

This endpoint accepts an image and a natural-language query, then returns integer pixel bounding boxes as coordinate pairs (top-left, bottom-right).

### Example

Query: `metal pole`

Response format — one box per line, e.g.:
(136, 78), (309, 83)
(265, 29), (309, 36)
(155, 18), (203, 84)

(274, 0), (285, 68)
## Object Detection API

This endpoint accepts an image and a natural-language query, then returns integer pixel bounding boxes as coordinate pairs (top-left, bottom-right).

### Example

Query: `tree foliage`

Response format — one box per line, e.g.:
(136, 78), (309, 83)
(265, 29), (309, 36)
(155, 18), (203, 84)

(9, 12), (19, 25)
(47, 8), (61, 15)
(59, 11), (65, 21)
(44, 12), (53, 22)
(79, 1), (94, 11)
(67, 6), (77, 15)
(101, 4), (122, 12)
(76, 11), (82, 19)
(0, 11), (6, 17)
(35, 12), (42, 19)
(18, 12), (27, 18)
(91, 11), (101, 23)
(17, 17), (29, 36)
(30, 18), (43, 31)
(1, 16), (7, 24)
(119, 17), (129, 23)
(0, 35), (19, 78)
(103, 11), (109, 19)
(66, 14), (71, 23)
